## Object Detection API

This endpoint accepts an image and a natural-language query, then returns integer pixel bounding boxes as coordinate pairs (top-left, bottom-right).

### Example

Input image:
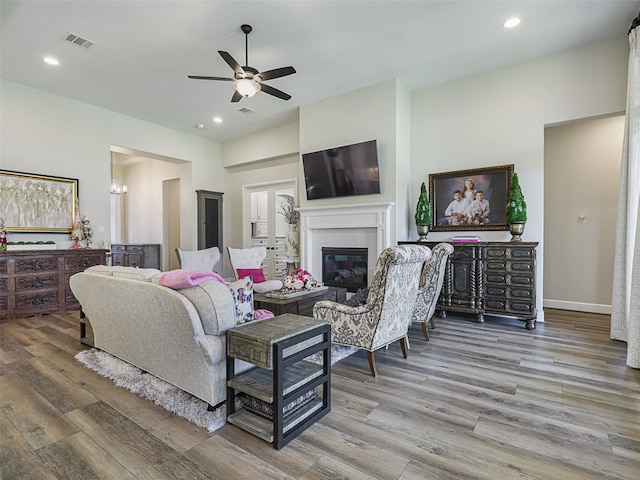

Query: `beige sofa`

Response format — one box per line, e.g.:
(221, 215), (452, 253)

(69, 265), (251, 408)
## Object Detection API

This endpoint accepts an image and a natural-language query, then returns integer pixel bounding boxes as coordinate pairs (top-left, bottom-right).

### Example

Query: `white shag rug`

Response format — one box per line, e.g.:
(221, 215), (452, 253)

(75, 344), (357, 434)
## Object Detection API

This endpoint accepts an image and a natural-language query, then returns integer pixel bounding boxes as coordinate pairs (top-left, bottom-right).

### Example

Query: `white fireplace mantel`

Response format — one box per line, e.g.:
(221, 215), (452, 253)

(297, 202), (395, 283)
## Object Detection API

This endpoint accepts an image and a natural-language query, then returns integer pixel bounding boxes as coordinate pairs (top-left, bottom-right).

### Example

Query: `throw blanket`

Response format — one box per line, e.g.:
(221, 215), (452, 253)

(159, 269), (227, 290)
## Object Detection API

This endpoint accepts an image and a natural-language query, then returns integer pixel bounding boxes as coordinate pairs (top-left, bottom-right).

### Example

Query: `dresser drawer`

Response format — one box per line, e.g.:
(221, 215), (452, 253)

(64, 254), (102, 271)
(16, 273), (59, 291)
(16, 290), (59, 309)
(15, 257), (58, 274)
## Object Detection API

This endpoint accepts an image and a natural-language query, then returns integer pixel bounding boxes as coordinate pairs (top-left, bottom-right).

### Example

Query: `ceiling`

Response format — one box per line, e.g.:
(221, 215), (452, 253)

(2, 1), (638, 143)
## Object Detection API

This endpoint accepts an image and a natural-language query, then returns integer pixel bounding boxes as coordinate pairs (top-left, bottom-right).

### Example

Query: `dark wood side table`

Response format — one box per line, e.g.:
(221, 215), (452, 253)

(226, 314), (331, 449)
(253, 286), (347, 317)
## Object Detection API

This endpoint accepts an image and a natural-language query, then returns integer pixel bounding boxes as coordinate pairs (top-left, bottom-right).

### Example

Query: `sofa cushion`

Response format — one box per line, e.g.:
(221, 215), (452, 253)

(85, 265), (161, 281)
(177, 279), (236, 336)
(84, 265), (115, 275)
(111, 267), (162, 281)
(236, 268), (266, 283)
(228, 277), (254, 324)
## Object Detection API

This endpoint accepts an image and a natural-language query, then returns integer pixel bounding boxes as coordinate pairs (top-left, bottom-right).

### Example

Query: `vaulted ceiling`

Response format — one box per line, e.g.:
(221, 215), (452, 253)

(2, 1), (638, 142)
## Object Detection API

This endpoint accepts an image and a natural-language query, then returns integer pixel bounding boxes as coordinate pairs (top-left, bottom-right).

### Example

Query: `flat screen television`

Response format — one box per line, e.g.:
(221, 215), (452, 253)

(302, 139), (381, 200)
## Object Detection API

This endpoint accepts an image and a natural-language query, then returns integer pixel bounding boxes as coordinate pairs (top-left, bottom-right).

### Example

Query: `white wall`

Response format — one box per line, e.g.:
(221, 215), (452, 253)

(122, 158), (182, 244)
(299, 79), (403, 243)
(410, 35), (629, 321)
(1, 79), (221, 250)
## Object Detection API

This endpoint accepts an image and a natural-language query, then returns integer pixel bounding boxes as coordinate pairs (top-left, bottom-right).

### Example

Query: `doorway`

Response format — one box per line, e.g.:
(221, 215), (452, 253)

(243, 181), (296, 280)
(543, 114), (624, 313)
(110, 146), (192, 271)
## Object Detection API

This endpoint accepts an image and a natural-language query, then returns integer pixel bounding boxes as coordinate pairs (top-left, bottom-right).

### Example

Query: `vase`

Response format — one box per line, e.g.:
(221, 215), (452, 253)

(416, 224), (429, 242)
(285, 223), (299, 258)
(509, 222), (525, 242)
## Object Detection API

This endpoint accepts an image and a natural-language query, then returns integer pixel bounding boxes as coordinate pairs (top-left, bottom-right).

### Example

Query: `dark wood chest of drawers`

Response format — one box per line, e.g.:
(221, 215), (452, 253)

(111, 244), (160, 269)
(400, 241), (538, 329)
(0, 249), (107, 322)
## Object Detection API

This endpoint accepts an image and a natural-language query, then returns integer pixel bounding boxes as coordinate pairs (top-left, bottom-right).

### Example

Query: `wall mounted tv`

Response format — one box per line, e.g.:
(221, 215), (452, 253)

(302, 139), (381, 200)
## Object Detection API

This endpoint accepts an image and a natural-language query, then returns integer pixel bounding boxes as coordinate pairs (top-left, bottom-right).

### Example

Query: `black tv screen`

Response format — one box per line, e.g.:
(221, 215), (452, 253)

(302, 139), (381, 200)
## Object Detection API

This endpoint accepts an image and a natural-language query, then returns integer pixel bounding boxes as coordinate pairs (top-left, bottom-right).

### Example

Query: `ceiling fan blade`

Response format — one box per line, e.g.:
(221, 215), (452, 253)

(260, 83), (292, 101)
(218, 51), (244, 75)
(231, 90), (243, 102)
(188, 75), (234, 81)
(257, 66), (296, 81)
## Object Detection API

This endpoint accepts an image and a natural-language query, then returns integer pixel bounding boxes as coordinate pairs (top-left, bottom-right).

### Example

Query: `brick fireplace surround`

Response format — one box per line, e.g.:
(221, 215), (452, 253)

(298, 202), (395, 287)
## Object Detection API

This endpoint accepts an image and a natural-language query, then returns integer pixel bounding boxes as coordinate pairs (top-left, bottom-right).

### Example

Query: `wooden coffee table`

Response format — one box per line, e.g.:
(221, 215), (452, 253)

(254, 286), (347, 317)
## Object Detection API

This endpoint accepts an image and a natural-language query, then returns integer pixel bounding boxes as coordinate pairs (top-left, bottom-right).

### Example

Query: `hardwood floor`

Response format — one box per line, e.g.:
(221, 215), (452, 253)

(1, 309), (639, 479)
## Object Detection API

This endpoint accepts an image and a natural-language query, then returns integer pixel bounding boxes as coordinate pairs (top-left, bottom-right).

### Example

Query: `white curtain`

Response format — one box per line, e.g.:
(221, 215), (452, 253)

(611, 17), (640, 369)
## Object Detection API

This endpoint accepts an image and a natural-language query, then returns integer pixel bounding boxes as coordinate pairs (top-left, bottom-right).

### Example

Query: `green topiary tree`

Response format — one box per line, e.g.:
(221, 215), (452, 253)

(506, 172), (527, 222)
(415, 182), (432, 225)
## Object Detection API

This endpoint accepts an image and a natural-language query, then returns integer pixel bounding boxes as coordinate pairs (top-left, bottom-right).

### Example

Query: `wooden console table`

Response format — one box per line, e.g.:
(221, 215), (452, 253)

(400, 241), (538, 329)
(253, 286), (347, 317)
(226, 314), (331, 449)
(0, 249), (108, 322)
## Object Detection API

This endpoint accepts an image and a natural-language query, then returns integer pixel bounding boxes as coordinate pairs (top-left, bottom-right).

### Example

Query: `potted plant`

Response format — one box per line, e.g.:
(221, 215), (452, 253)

(415, 182), (432, 241)
(505, 172), (527, 241)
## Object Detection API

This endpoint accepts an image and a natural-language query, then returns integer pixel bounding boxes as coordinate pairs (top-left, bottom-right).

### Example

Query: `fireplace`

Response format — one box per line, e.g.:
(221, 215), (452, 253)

(322, 247), (368, 292)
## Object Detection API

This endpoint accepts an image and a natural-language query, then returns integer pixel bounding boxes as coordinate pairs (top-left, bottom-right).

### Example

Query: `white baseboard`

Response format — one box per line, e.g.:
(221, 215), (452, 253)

(543, 299), (611, 315)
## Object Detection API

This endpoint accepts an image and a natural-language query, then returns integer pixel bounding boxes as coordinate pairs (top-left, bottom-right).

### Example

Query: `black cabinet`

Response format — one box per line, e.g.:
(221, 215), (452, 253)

(400, 241), (538, 329)
(196, 190), (223, 251)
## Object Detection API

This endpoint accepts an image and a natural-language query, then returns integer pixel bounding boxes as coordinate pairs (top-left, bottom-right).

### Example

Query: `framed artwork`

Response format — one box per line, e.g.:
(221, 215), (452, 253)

(0, 170), (78, 233)
(429, 164), (514, 232)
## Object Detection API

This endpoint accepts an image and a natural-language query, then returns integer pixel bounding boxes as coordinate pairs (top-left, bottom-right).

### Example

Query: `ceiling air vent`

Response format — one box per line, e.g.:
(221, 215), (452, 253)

(62, 32), (97, 50)
(238, 107), (254, 114)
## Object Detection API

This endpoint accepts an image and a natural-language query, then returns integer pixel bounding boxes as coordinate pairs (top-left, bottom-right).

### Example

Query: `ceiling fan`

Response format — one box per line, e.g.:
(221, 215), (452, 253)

(188, 24), (296, 102)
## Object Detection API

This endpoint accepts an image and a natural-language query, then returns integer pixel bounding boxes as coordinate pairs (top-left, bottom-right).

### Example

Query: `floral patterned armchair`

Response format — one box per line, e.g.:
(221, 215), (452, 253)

(313, 245), (432, 377)
(411, 242), (454, 341)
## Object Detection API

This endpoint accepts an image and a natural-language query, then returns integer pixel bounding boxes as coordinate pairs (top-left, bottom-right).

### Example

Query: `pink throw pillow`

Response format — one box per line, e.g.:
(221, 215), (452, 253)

(237, 268), (266, 283)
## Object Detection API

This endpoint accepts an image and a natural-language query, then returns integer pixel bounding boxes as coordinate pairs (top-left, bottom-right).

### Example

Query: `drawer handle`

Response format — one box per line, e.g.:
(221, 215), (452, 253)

(32, 297), (45, 305)
(32, 264), (44, 271)
(78, 260), (90, 268)
(32, 280), (44, 288)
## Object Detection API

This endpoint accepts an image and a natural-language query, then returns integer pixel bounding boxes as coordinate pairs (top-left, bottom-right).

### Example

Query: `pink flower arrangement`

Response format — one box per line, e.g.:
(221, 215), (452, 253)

(284, 268), (315, 291)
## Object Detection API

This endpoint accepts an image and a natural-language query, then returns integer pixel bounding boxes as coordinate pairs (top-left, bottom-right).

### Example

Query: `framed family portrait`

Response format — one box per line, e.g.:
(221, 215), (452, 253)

(0, 170), (78, 233)
(429, 164), (514, 232)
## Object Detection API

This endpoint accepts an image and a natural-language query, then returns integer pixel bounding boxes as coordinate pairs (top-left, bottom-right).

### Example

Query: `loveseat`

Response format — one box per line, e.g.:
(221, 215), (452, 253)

(69, 265), (253, 408)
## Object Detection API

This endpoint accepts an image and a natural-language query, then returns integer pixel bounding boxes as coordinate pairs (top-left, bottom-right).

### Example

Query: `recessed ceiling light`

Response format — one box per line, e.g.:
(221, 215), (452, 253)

(196, 124), (205, 129)
(213, 117), (223, 124)
(44, 57), (59, 65)
(504, 17), (521, 29)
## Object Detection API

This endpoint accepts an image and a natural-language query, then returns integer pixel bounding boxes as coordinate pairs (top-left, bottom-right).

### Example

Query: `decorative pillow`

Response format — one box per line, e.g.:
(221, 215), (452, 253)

(236, 268), (266, 283)
(228, 277), (254, 324)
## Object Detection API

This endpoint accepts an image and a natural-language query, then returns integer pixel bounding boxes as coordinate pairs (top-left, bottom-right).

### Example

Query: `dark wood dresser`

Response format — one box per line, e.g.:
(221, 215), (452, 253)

(399, 241), (538, 329)
(0, 249), (107, 322)
(111, 243), (160, 269)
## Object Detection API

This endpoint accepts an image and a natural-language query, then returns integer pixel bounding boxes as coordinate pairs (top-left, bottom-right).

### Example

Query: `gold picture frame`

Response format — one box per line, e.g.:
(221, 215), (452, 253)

(0, 170), (78, 233)
(429, 164), (514, 232)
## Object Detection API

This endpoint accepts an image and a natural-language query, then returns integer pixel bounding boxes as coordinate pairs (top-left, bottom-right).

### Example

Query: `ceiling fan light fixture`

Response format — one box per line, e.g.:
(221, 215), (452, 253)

(233, 78), (261, 97)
